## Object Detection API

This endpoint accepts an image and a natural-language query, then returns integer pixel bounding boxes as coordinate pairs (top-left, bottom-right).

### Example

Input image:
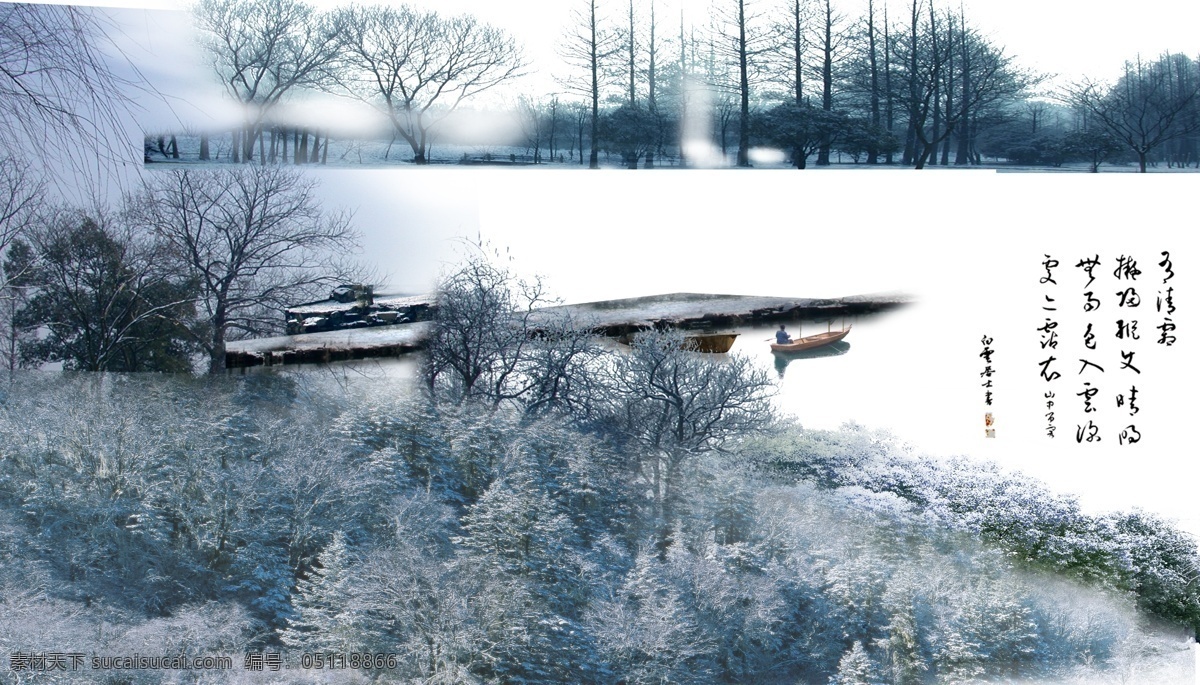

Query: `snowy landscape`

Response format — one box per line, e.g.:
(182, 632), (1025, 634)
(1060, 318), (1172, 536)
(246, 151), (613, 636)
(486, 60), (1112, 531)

(2, 0), (1199, 682)
(132, 0), (1200, 173)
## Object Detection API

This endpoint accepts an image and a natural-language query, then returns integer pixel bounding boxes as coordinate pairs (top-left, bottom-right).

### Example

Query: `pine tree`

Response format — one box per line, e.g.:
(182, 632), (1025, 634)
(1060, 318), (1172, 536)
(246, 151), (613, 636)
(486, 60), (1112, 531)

(831, 641), (878, 684)
(280, 532), (360, 652)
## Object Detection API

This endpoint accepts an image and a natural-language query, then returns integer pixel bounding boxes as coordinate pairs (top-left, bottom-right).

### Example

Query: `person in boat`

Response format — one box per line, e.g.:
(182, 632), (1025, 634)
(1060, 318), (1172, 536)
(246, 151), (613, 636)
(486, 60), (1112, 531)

(776, 324), (792, 344)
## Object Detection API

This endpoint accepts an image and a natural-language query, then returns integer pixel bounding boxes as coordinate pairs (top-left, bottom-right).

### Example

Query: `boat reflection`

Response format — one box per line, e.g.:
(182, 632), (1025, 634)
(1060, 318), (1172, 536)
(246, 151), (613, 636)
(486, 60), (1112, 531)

(772, 341), (851, 377)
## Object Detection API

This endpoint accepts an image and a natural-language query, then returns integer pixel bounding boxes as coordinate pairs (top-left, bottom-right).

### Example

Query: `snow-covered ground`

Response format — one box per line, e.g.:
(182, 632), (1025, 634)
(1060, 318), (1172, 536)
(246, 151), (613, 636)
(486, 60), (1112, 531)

(143, 133), (1200, 173)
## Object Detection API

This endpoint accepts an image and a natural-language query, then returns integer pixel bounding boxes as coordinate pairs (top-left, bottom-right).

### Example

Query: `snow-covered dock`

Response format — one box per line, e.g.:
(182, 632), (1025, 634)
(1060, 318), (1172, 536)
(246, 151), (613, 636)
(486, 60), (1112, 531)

(225, 321), (430, 369)
(225, 292), (910, 369)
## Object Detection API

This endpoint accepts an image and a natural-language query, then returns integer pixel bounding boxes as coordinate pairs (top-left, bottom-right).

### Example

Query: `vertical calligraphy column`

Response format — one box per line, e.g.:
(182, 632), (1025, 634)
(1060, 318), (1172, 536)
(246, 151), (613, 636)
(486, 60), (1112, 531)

(1038, 255), (1061, 438)
(981, 335), (995, 437)
(1112, 255), (1142, 445)
(1075, 255), (1103, 443)
(1157, 251), (1176, 348)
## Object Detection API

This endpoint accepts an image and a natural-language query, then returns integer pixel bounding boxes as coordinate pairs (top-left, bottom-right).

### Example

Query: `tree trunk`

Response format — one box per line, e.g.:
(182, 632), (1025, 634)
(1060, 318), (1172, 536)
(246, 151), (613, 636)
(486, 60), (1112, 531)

(243, 124), (257, 163)
(793, 0), (804, 105)
(914, 144), (929, 169)
(929, 78), (941, 166)
(884, 5), (894, 164)
(199, 135), (210, 161)
(954, 31), (971, 165)
(867, 0), (880, 164)
(590, 0), (601, 169)
(939, 16), (955, 166)
(648, 0), (657, 108)
(903, 1), (918, 166)
(209, 314), (226, 375)
(816, 0), (834, 166)
(902, 123), (916, 166)
(627, 0), (637, 107)
(299, 130), (310, 165)
(736, 0), (751, 167)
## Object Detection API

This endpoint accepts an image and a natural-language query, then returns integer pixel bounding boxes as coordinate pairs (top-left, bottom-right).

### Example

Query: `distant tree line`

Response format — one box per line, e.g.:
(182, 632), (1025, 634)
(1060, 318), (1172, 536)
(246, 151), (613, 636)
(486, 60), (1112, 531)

(151, 0), (1200, 171)
(181, 0), (526, 166)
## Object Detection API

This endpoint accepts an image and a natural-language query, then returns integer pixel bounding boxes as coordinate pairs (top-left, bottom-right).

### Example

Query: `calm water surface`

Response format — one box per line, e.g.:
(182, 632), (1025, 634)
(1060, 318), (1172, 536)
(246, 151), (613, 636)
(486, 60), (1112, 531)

(284, 310), (914, 440)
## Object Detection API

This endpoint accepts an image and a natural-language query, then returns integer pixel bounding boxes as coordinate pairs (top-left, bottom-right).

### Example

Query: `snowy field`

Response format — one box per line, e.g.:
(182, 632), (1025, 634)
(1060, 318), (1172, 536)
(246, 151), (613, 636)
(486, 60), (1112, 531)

(143, 133), (1200, 173)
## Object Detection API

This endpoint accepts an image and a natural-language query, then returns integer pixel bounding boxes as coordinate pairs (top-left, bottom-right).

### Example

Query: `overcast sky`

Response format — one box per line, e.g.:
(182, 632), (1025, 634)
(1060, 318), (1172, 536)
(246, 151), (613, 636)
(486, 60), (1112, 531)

(77, 0), (1200, 135)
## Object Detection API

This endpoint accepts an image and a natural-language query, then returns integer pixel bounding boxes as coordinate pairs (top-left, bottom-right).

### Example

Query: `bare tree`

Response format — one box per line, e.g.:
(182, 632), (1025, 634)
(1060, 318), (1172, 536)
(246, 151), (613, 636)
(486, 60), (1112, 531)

(194, 0), (341, 164)
(131, 167), (359, 373)
(773, 0), (813, 106)
(422, 251), (599, 415)
(865, 0), (883, 163)
(0, 3), (140, 192)
(711, 0), (775, 166)
(1068, 53), (1200, 173)
(0, 161), (43, 374)
(951, 17), (1037, 166)
(883, 4), (897, 164)
(334, 5), (525, 165)
(897, 0), (1028, 169)
(812, 0), (850, 165)
(598, 331), (775, 551)
(560, 0), (620, 168)
(546, 96), (562, 161)
(898, 0), (942, 167)
(0, 158), (40, 258)
(620, 0), (641, 107)
(570, 100), (590, 164)
(515, 96), (548, 163)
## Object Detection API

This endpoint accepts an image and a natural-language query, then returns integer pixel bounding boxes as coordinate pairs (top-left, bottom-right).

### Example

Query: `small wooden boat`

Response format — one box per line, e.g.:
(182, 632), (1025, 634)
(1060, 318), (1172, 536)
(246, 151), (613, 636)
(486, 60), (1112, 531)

(616, 331), (739, 353)
(771, 326), (851, 353)
(683, 332), (739, 353)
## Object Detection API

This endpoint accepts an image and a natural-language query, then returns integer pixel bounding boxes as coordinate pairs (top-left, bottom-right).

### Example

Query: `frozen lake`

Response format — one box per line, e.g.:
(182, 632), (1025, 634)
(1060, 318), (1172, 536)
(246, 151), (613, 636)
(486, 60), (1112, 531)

(277, 308), (908, 440)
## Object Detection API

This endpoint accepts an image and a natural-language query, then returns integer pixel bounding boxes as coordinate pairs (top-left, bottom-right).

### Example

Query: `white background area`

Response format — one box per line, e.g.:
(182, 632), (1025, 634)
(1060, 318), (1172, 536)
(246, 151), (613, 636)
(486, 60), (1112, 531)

(472, 169), (1198, 537)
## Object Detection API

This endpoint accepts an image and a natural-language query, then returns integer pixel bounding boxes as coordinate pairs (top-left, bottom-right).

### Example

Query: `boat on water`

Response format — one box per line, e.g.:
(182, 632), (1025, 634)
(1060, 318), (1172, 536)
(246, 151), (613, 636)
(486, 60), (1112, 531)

(771, 326), (851, 353)
(682, 333), (739, 353)
(617, 332), (740, 353)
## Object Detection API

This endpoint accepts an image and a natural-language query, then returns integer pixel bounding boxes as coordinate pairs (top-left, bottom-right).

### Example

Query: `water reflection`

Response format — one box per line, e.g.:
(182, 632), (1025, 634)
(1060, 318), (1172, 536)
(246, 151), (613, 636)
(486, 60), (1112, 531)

(772, 341), (851, 377)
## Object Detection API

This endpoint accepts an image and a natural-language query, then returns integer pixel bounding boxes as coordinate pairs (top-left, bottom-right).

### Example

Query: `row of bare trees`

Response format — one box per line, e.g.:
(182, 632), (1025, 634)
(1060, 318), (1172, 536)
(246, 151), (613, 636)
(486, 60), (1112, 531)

(170, 0), (1199, 170)
(545, 0), (1039, 169)
(525, 0), (1199, 171)
(194, 0), (525, 165)
(1070, 53), (1200, 172)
